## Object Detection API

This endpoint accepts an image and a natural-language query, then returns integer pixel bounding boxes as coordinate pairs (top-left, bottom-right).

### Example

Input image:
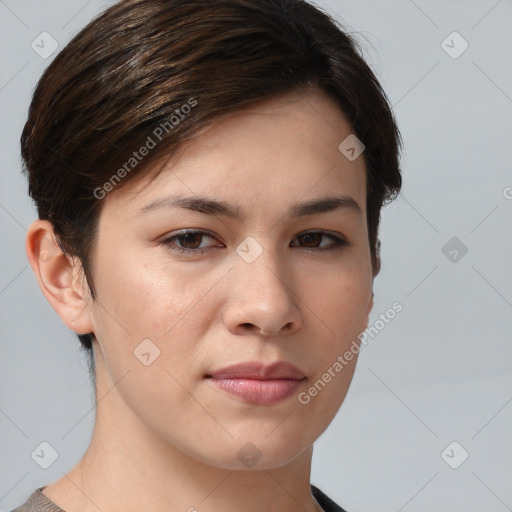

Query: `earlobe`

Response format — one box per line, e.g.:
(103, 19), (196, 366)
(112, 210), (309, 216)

(25, 220), (94, 335)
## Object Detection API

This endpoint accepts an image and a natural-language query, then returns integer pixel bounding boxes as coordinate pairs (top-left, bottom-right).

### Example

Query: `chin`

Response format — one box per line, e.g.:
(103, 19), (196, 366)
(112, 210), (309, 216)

(192, 432), (314, 471)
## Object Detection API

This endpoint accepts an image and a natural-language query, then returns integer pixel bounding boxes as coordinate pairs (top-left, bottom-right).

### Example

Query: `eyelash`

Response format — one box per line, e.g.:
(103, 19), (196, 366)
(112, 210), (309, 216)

(160, 230), (349, 254)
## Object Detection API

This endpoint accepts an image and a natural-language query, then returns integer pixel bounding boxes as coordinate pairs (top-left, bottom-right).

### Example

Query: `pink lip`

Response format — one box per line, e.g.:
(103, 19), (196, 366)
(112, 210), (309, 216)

(206, 361), (306, 405)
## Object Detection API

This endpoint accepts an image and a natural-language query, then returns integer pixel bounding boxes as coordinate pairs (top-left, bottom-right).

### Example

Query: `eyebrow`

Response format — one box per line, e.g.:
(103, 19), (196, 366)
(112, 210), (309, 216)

(136, 194), (362, 220)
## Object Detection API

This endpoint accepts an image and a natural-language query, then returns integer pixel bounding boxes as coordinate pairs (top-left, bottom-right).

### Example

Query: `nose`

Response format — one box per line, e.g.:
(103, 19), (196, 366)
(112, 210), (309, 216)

(222, 246), (303, 337)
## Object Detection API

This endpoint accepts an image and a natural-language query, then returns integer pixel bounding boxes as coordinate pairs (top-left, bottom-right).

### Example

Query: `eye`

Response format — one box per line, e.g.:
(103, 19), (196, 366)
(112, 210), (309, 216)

(291, 231), (349, 251)
(160, 229), (349, 255)
(160, 230), (221, 254)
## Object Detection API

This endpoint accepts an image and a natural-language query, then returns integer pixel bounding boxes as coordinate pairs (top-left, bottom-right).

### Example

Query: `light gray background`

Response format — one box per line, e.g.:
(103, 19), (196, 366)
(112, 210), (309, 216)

(1, 1), (511, 511)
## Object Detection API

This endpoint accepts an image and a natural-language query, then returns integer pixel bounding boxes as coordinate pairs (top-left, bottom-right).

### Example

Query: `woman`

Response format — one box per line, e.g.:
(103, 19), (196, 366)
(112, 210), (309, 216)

(12, 0), (402, 511)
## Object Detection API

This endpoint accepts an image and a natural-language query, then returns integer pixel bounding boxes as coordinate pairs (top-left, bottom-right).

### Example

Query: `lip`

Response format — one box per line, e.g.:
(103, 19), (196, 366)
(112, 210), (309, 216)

(205, 361), (306, 405)
(206, 361), (305, 380)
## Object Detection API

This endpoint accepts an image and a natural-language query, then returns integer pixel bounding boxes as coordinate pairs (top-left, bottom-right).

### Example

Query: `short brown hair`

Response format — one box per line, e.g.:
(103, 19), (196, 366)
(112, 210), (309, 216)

(21, 0), (402, 354)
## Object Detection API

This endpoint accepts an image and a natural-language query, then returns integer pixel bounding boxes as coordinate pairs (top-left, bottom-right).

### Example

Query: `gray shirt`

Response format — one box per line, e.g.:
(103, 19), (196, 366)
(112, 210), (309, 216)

(10, 484), (347, 512)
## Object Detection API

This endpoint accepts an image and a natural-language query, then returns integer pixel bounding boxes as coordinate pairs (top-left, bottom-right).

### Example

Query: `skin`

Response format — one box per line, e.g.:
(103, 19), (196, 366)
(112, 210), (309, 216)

(26, 88), (374, 512)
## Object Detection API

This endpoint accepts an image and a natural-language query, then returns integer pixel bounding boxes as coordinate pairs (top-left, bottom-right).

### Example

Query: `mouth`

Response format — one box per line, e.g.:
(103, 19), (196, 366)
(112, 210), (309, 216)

(205, 361), (306, 405)
(207, 378), (304, 405)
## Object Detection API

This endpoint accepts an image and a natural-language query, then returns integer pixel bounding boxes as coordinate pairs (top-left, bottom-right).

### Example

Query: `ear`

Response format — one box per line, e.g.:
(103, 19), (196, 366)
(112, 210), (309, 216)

(364, 290), (374, 330)
(25, 219), (94, 335)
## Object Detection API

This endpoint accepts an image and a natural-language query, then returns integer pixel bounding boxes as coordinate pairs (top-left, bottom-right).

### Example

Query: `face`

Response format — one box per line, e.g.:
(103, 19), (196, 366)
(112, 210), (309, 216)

(84, 88), (373, 469)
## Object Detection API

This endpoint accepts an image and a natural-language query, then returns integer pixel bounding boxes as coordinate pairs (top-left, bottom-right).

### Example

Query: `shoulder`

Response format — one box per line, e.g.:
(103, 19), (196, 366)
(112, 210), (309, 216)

(311, 484), (349, 512)
(9, 487), (66, 512)
(13, 484), (345, 512)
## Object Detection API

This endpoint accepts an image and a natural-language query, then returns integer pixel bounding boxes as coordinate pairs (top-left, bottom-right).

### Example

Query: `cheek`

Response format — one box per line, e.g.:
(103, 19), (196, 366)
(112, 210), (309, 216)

(296, 267), (369, 421)
(90, 251), (224, 377)
(93, 250), (192, 334)
(304, 261), (371, 347)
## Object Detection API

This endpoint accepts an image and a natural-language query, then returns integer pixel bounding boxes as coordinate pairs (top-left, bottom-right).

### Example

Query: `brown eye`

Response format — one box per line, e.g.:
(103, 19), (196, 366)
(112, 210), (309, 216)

(161, 230), (219, 253)
(174, 232), (203, 249)
(292, 231), (349, 251)
(297, 232), (323, 248)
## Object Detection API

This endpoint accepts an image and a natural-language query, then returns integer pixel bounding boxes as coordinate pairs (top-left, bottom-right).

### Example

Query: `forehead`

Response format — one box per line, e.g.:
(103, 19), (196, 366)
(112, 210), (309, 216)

(102, 88), (367, 221)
